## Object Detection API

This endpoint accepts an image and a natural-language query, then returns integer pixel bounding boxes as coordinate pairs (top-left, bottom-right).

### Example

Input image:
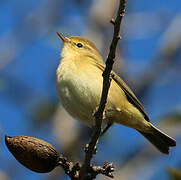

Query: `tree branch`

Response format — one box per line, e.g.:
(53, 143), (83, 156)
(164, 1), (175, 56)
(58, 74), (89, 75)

(80, 0), (127, 178)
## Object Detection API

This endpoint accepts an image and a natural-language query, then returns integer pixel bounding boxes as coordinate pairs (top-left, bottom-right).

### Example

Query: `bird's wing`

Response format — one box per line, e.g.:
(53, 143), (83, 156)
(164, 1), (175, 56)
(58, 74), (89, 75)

(94, 62), (150, 122)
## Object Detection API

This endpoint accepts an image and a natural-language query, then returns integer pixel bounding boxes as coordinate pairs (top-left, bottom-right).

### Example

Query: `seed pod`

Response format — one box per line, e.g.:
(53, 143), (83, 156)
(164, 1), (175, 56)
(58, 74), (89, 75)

(5, 135), (60, 173)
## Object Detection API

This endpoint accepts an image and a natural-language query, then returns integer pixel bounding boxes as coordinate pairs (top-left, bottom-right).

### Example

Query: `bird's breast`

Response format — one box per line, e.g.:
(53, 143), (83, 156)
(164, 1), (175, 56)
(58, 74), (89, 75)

(56, 59), (103, 126)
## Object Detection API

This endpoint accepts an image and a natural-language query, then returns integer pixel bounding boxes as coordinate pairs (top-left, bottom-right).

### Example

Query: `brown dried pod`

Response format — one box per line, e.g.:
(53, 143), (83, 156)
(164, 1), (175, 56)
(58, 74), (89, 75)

(5, 135), (60, 173)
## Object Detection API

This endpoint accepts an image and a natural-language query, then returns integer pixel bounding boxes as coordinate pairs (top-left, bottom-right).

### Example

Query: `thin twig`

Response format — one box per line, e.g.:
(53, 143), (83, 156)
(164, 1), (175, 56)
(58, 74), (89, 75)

(57, 156), (115, 180)
(80, 0), (127, 179)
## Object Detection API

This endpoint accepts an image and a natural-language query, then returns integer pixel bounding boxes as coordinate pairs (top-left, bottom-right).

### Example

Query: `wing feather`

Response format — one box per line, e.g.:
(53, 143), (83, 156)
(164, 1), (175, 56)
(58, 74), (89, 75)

(95, 62), (150, 122)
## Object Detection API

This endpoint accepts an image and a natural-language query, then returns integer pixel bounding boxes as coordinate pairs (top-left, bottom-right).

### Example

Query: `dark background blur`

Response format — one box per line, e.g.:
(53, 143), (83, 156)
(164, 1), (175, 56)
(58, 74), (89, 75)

(0, 0), (181, 180)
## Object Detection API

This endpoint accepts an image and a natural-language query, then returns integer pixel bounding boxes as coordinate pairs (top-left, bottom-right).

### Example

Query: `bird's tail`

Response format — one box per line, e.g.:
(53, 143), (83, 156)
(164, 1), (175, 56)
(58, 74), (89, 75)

(138, 124), (176, 154)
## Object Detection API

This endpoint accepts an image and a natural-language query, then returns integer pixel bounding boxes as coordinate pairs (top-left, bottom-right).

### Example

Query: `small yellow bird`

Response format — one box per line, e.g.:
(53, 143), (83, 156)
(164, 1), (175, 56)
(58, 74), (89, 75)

(56, 32), (176, 154)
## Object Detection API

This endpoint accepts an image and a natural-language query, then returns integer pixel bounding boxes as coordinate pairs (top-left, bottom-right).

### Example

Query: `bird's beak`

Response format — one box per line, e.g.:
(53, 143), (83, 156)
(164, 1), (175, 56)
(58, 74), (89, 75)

(56, 32), (69, 43)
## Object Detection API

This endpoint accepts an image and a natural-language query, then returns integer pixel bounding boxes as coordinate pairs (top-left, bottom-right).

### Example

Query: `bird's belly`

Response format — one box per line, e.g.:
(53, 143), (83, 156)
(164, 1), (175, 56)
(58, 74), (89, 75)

(56, 69), (102, 126)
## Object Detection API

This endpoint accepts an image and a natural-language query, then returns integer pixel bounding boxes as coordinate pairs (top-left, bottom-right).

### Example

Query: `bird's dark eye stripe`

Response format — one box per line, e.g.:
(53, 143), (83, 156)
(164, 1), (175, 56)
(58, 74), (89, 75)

(77, 43), (83, 48)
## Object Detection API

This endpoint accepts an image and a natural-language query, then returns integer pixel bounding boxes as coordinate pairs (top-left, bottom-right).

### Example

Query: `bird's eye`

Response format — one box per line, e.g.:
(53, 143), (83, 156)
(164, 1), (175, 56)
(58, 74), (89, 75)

(76, 43), (83, 48)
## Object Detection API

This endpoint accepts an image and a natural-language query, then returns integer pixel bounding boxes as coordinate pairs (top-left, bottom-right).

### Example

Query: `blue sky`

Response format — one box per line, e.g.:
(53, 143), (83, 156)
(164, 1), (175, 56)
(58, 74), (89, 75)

(0, 0), (181, 180)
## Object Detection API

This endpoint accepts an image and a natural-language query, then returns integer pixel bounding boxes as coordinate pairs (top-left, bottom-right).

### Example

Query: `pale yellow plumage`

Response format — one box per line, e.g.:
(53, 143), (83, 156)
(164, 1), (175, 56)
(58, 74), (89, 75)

(56, 33), (176, 154)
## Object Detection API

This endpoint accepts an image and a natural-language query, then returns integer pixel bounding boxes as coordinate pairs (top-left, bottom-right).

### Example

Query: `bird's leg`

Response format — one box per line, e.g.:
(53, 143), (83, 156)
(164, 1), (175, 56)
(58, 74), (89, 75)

(100, 123), (113, 137)
(92, 107), (113, 138)
(85, 123), (112, 154)
(100, 108), (114, 137)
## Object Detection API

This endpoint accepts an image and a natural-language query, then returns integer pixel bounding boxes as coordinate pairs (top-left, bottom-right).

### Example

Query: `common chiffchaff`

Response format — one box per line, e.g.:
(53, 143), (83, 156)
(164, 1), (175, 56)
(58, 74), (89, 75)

(56, 32), (176, 154)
